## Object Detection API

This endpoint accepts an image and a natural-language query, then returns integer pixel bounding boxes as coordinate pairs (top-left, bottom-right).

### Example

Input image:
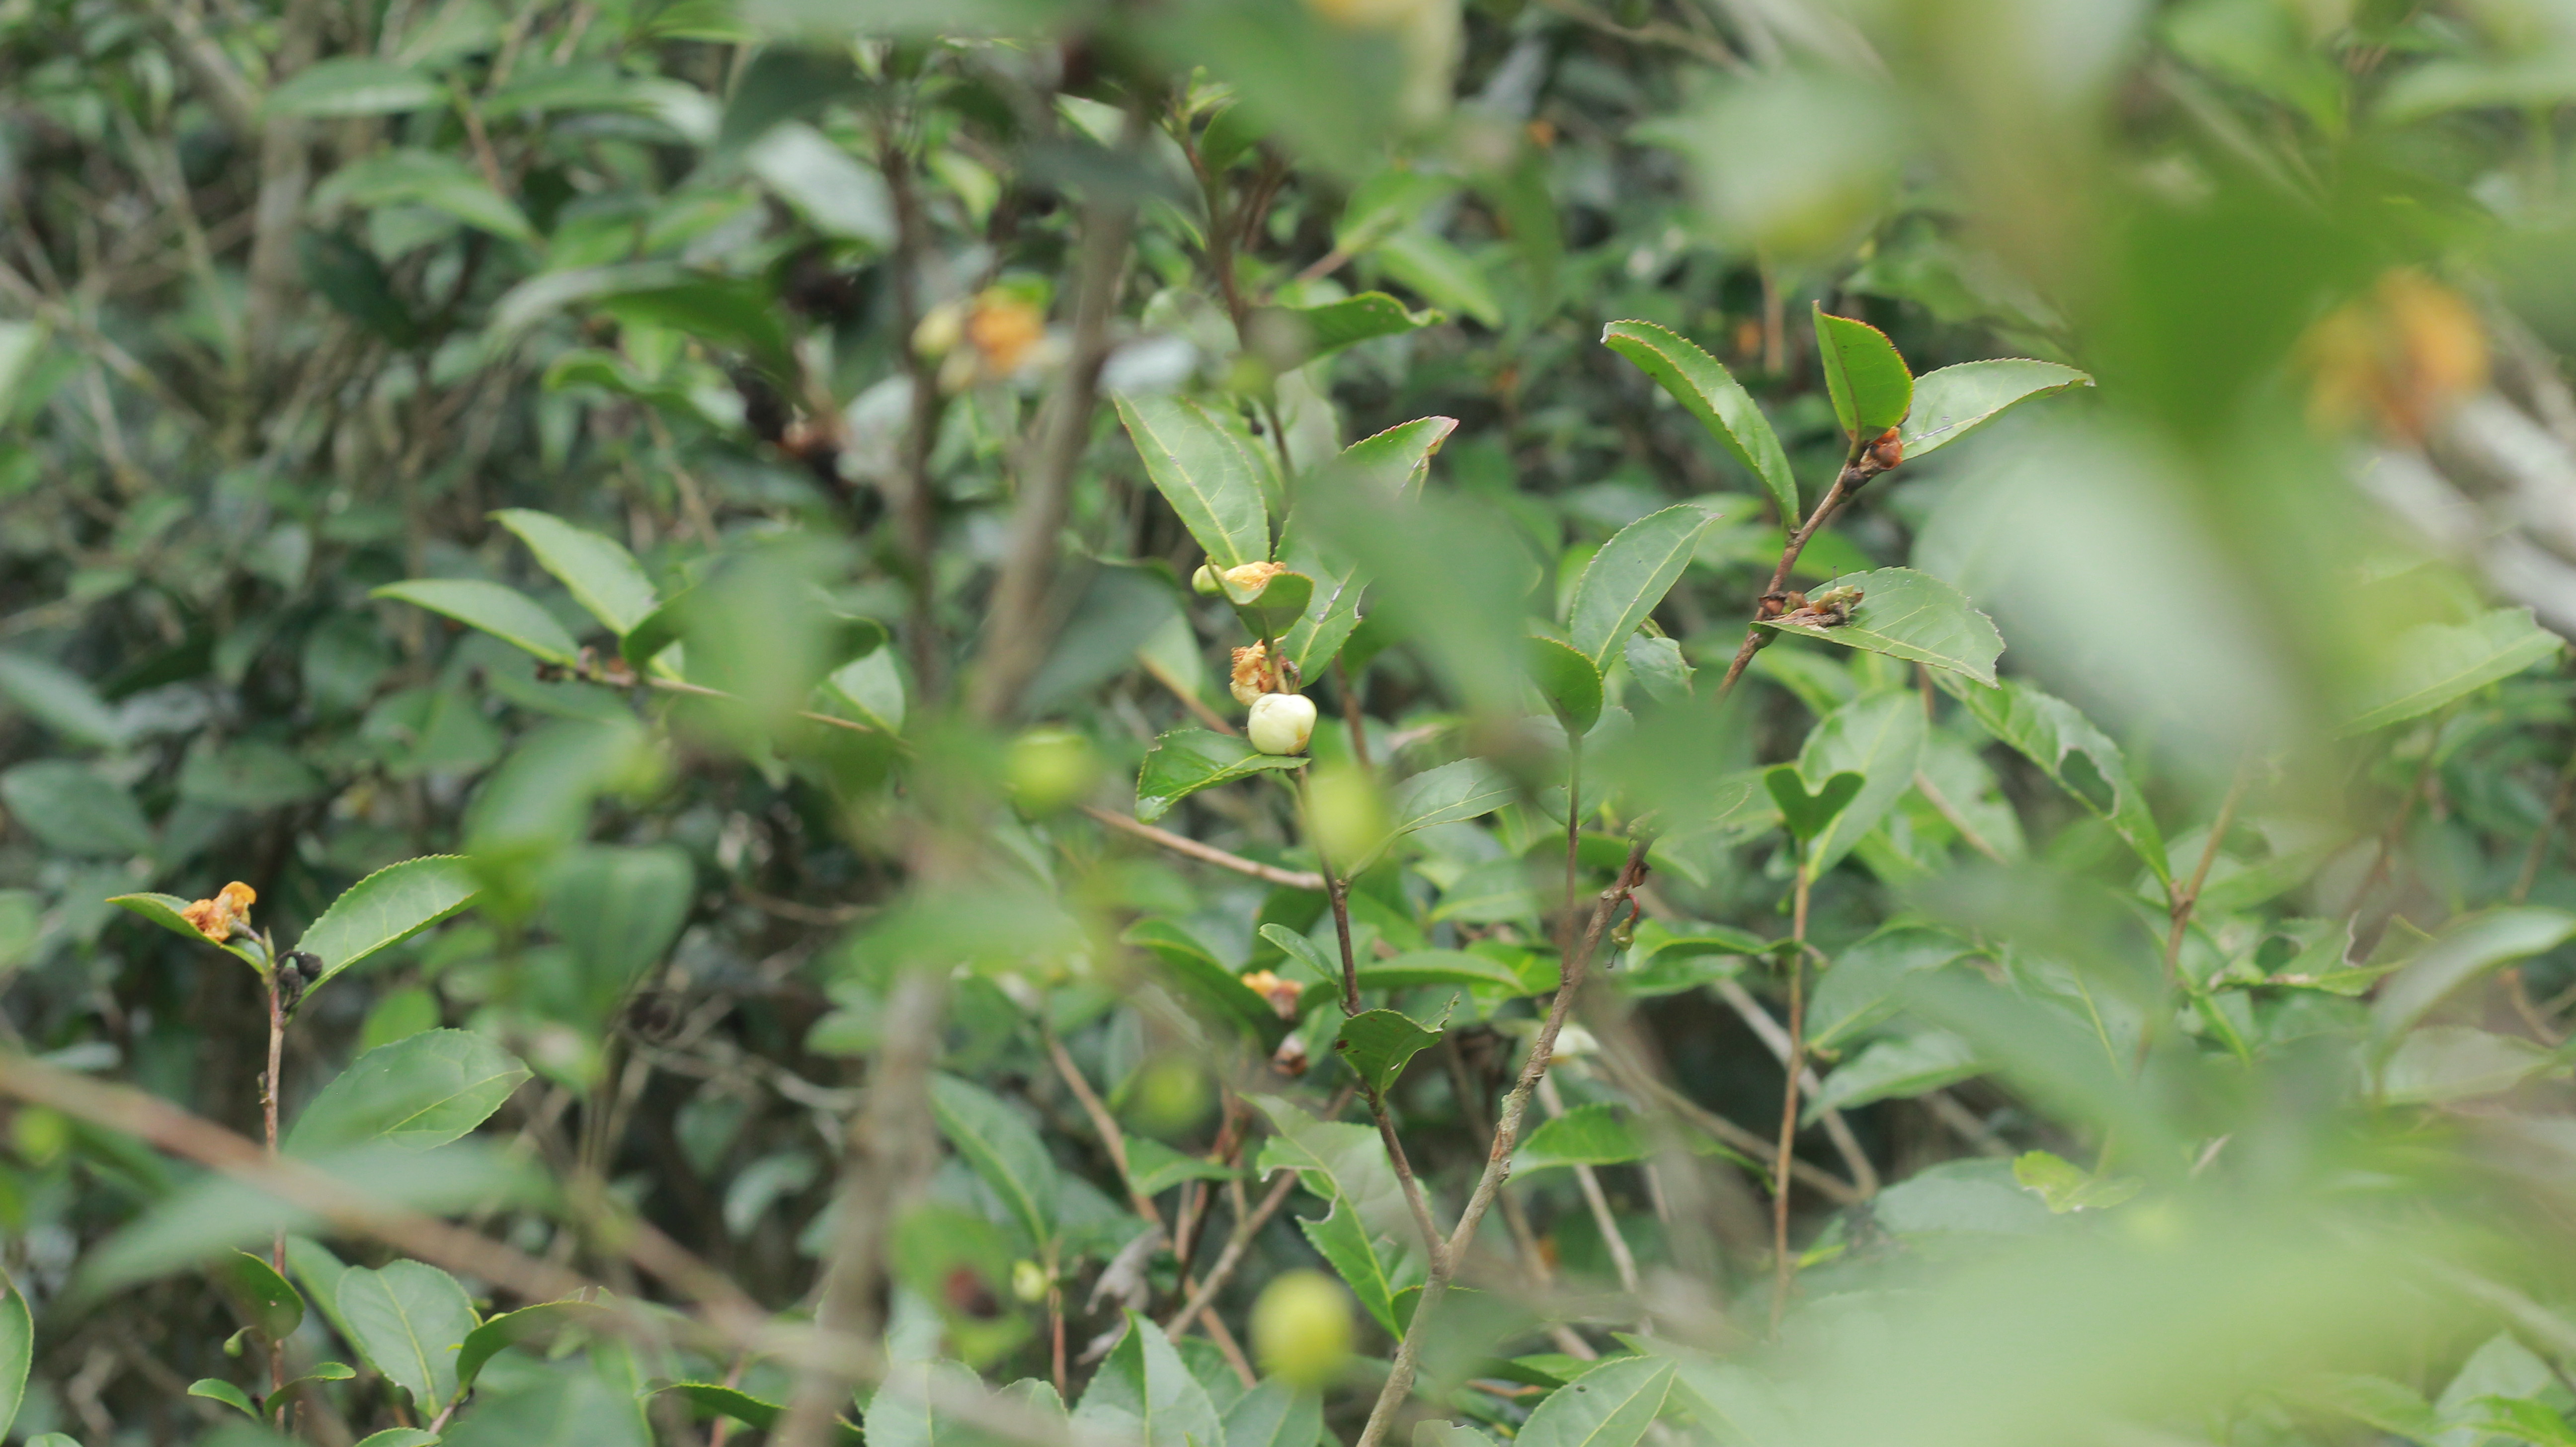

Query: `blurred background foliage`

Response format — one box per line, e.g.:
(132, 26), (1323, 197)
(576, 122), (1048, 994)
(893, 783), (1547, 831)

(15, 0), (2576, 1444)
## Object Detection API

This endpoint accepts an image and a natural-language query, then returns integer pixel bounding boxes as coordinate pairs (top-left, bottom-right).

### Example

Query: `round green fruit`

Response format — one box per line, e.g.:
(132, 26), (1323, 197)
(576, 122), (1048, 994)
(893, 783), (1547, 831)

(1251, 1269), (1354, 1388)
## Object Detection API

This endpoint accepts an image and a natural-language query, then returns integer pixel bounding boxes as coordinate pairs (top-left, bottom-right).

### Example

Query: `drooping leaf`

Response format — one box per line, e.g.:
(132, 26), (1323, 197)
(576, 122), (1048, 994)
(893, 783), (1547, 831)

(1125, 917), (1294, 1048)
(2380, 1026), (2563, 1105)
(1936, 671), (2170, 885)
(543, 845), (694, 1024)
(337, 1259), (479, 1410)
(1512, 1353), (1676, 1447)
(1224, 567), (1315, 642)
(1600, 321), (1797, 522)
(1623, 634), (1694, 704)
(189, 1379), (260, 1418)
(296, 855), (481, 989)
(1795, 690), (1929, 874)
(858, 1358), (982, 1447)
(2342, 607), (2562, 735)
(2284, 1374), (2444, 1444)
(0, 650), (127, 748)
(1899, 359), (2092, 460)
(1252, 1097), (1423, 1333)
(439, 1364), (648, 1447)
(492, 510), (660, 637)
(352, 1431), (444, 1447)
(1812, 305), (1913, 441)
(1355, 951), (1527, 993)
(373, 579), (579, 666)
(213, 1250), (305, 1341)
(1259, 292), (1443, 368)
(1073, 1314), (1228, 1447)
(2371, 908), (2576, 1046)
(1765, 767), (1862, 846)
(1116, 394), (1273, 571)
(1134, 729), (1308, 822)
(1376, 229), (1500, 328)
(286, 1029), (531, 1157)
(1755, 567), (2003, 686)
(105, 892), (263, 971)
(1566, 504), (1721, 672)
(1334, 1008), (1443, 1094)
(264, 1362), (357, 1414)
(1527, 637), (1604, 734)
(178, 739), (326, 809)
(930, 1073), (1061, 1251)
(456, 1300), (607, 1392)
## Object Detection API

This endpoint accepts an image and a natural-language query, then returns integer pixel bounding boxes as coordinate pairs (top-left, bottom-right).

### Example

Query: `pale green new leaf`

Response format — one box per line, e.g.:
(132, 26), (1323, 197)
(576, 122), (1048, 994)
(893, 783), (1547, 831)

(1334, 1008), (1443, 1094)
(1812, 306), (1912, 441)
(1899, 359), (2092, 460)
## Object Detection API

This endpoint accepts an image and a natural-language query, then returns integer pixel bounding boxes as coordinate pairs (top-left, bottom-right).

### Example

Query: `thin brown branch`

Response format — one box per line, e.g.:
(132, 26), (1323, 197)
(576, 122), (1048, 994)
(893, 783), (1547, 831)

(1353, 843), (1649, 1447)
(1913, 770), (2010, 866)
(1081, 805), (1327, 891)
(2140, 755), (2254, 1071)
(1594, 1050), (1858, 1205)
(1141, 653), (1238, 735)
(1536, 1075), (1638, 1295)
(1160, 1168), (1299, 1337)
(2513, 742), (2576, 903)
(881, 127), (951, 701)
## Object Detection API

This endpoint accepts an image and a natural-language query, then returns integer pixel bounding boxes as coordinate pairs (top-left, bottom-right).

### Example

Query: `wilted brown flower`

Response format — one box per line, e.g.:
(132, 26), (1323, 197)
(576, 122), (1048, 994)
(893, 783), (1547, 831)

(179, 881), (256, 943)
(1231, 642), (1279, 706)
(2303, 269), (2489, 443)
(1240, 969), (1305, 1022)
(966, 291), (1046, 376)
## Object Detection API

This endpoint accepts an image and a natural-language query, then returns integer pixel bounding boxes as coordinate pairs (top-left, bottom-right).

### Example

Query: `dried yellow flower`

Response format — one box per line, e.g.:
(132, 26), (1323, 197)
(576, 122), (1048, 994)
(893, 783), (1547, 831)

(1230, 643), (1278, 707)
(967, 292), (1046, 376)
(1239, 969), (1305, 1022)
(179, 881), (257, 942)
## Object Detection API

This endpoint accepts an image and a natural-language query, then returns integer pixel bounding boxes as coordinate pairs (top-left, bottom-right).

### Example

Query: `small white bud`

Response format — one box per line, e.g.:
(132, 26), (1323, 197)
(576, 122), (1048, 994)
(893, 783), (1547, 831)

(1248, 693), (1316, 756)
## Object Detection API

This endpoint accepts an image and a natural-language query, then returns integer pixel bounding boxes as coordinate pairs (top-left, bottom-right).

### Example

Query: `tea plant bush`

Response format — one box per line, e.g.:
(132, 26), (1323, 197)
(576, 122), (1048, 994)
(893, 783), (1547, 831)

(10, 1), (2576, 1446)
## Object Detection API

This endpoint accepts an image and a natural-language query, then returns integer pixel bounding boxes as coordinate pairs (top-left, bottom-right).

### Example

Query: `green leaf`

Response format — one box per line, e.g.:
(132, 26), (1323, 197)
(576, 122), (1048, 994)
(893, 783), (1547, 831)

(2460, 1395), (2576, 1447)
(2286, 1374), (2444, 1444)
(1388, 759), (1515, 834)
(319, 149), (537, 244)
(286, 1030), (531, 1157)
(2011, 1149), (2143, 1212)
(213, 1250), (305, 1340)
(337, 1259), (479, 1410)
(1126, 1135), (1241, 1198)
(1755, 567), (2003, 686)
(544, 845), (693, 1023)
(491, 263), (794, 377)
(353, 1431), (444, 1447)
(1252, 1097), (1423, 1334)
(491, 510), (659, 637)
(2342, 607), (2562, 735)
(2371, 908), (2576, 1046)
(1936, 671), (2170, 885)
(106, 892), (262, 971)
(1765, 767), (1862, 846)
(178, 740), (325, 809)
(1812, 305), (1913, 441)
(456, 1300), (605, 1392)
(265, 1362), (357, 1413)
(1115, 394), (1272, 571)
(1566, 504), (1721, 672)
(295, 856), (481, 989)
(1376, 229), (1501, 328)
(5, 761), (150, 857)
(1279, 417), (1457, 677)
(1515, 1103), (1648, 1174)
(1899, 359), (2092, 460)
(268, 58), (440, 117)
(1259, 292), (1442, 368)
(857, 1359), (977, 1447)
(1623, 634), (1694, 705)
(1527, 636), (1603, 734)
(662, 1383), (786, 1433)
(1808, 1030), (1987, 1118)
(1225, 1380), (1324, 1447)
(0, 1272), (28, 1441)
(1297, 1197), (1411, 1337)
(300, 229), (422, 345)
(439, 1364), (649, 1447)
(1126, 917), (1293, 1047)
(1355, 950), (1527, 993)
(373, 580), (579, 666)
(0, 650), (127, 748)
(930, 1073), (1060, 1250)
(1600, 321), (1797, 523)
(1334, 1008), (1443, 1093)
(1807, 926), (1978, 1050)
(1512, 1353), (1676, 1447)
(189, 1379), (261, 1419)
(2380, 1026), (2562, 1104)
(1073, 1314), (1228, 1447)
(1225, 568), (1315, 642)
(827, 648), (908, 734)
(1134, 728), (1308, 823)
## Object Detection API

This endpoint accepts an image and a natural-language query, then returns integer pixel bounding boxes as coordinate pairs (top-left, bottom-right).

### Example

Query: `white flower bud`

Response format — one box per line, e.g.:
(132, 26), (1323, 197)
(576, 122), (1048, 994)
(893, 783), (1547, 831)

(1248, 692), (1316, 756)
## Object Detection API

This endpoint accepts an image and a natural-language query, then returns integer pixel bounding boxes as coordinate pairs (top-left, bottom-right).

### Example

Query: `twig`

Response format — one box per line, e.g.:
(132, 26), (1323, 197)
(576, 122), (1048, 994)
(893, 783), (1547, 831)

(262, 964), (289, 1424)
(880, 125), (952, 701)
(775, 971), (947, 1447)
(1441, 1035), (1597, 1360)
(1140, 653), (1237, 735)
(1333, 657), (1372, 768)
(2512, 741), (2576, 903)
(968, 146), (1138, 721)
(1913, 770), (2010, 866)
(1696, 971), (1877, 1197)
(1352, 844), (1649, 1447)
(1080, 805), (1327, 891)
(1769, 859), (1814, 1333)
(1159, 1169), (1299, 1338)
(1043, 1027), (1255, 1386)
(1714, 448), (1892, 701)
(2139, 756), (2254, 1072)
(1594, 1051), (1858, 1205)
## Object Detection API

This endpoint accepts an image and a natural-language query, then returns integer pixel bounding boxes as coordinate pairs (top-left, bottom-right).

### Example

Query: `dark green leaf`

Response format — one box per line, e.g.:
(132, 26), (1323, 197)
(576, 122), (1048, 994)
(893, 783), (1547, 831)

(1515, 1103), (1648, 1173)
(1334, 1008), (1443, 1094)
(1225, 568), (1315, 642)
(1899, 359), (2092, 460)
(296, 856), (481, 989)
(318, 150), (536, 244)
(1807, 927), (1979, 1050)
(1808, 1031), (1986, 1118)
(1257, 292), (1442, 368)
(1225, 1380), (1324, 1447)
(373, 580), (579, 666)
(1126, 917), (1293, 1047)
(1566, 504), (1720, 670)
(1812, 305), (1913, 440)
(213, 1250), (305, 1341)
(105, 891), (262, 970)
(1936, 671), (2170, 885)
(6, 762), (150, 857)
(1134, 728), (1308, 823)
(189, 1379), (260, 1418)
(1356, 950), (1526, 993)
(297, 231), (420, 346)
(1601, 320), (1797, 522)
(1126, 1135), (1242, 1198)
(1512, 1353), (1676, 1447)
(267, 58), (442, 117)
(337, 1259), (479, 1409)
(285, 1029), (531, 1157)
(352, 1431), (444, 1447)
(177, 740), (324, 809)
(0, 650), (125, 748)
(1755, 567), (2003, 685)
(1115, 394), (1272, 571)
(455, 1300), (604, 1392)
(543, 845), (693, 1023)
